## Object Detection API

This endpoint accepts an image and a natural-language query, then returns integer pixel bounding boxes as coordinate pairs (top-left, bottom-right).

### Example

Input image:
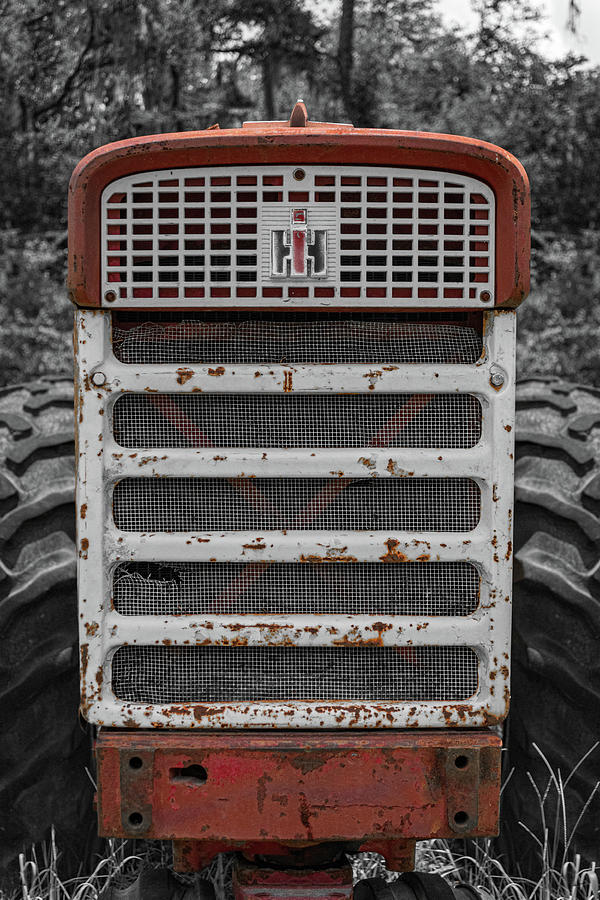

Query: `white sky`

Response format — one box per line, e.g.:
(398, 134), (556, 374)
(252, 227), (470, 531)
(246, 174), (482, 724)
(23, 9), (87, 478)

(439, 0), (600, 64)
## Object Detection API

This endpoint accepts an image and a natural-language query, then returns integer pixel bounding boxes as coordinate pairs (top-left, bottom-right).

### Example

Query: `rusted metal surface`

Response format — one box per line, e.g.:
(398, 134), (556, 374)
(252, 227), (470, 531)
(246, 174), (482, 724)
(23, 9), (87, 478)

(68, 126), (530, 311)
(76, 309), (515, 730)
(96, 729), (501, 852)
(233, 860), (354, 900)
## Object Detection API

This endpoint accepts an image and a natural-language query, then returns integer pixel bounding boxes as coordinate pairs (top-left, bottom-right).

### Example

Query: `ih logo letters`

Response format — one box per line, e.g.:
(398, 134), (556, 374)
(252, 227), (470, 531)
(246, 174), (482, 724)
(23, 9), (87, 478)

(271, 209), (327, 278)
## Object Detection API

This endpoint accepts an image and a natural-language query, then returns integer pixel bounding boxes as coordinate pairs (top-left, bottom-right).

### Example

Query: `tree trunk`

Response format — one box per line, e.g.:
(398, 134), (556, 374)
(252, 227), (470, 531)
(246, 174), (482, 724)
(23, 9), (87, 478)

(262, 54), (276, 120)
(337, 0), (355, 122)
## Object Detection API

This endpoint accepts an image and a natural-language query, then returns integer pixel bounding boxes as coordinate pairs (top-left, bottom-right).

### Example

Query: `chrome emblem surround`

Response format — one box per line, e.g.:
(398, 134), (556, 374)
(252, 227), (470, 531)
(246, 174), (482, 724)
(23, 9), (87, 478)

(271, 208), (327, 278)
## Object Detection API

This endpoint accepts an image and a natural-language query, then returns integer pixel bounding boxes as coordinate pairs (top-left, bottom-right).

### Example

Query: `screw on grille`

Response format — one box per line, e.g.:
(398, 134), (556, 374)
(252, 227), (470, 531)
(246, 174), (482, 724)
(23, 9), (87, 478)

(104, 290), (117, 302)
(479, 290), (492, 303)
(489, 370), (505, 388)
(91, 371), (106, 387)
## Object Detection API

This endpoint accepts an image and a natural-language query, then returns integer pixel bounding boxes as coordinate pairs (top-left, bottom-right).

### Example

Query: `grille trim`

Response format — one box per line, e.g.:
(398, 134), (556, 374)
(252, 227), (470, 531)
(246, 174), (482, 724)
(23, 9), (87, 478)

(112, 393), (483, 450)
(102, 165), (494, 307)
(112, 560), (481, 617)
(112, 477), (482, 533)
(110, 645), (479, 703)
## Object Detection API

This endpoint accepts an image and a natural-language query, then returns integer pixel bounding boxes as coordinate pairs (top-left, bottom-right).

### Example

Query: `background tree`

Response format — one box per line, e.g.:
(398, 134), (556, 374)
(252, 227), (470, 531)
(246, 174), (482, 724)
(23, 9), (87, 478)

(0, 0), (599, 386)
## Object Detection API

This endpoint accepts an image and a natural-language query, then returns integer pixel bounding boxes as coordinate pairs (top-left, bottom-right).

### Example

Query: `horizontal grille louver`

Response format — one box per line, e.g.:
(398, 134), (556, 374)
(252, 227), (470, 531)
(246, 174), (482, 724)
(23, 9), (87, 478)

(112, 560), (481, 616)
(111, 645), (479, 703)
(112, 393), (482, 450)
(112, 312), (483, 365)
(112, 477), (481, 532)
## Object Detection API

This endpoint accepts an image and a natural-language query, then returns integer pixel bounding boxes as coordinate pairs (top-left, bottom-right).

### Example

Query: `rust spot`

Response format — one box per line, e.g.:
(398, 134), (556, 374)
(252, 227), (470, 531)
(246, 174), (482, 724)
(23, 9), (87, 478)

(80, 537), (89, 559)
(176, 367), (194, 385)
(386, 459), (411, 477)
(359, 456), (375, 469)
(504, 424), (512, 432)
(505, 541), (512, 561)
(193, 704), (227, 721)
(122, 716), (141, 729)
(80, 503), (87, 519)
(85, 621), (99, 637)
(243, 541), (266, 550)
(197, 538), (210, 543)
(283, 370), (293, 393)
(254, 371), (263, 378)
(208, 366), (225, 377)
(380, 538), (408, 563)
(80, 643), (89, 682)
(300, 546), (357, 564)
(213, 455), (227, 461)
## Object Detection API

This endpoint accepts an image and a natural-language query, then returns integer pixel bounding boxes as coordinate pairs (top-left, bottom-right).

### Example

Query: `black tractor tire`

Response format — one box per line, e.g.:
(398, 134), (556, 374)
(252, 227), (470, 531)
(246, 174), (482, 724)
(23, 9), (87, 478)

(0, 377), (95, 875)
(499, 377), (600, 872)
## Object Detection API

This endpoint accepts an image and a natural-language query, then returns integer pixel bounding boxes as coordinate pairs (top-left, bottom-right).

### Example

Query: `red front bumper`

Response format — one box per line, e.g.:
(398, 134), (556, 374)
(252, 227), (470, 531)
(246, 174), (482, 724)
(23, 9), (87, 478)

(96, 729), (501, 870)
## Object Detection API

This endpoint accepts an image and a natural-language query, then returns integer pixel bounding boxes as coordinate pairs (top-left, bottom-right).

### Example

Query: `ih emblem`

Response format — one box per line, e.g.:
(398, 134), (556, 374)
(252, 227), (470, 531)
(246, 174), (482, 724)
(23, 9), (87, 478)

(271, 209), (327, 278)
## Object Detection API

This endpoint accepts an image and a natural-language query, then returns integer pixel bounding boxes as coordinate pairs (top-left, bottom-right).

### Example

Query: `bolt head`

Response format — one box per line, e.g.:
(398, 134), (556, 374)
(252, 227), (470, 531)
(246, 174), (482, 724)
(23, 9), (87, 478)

(490, 371), (505, 387)
(104, 290), (117, 303)
(479, 290), (492, 303)
(91, 371), (106, 387)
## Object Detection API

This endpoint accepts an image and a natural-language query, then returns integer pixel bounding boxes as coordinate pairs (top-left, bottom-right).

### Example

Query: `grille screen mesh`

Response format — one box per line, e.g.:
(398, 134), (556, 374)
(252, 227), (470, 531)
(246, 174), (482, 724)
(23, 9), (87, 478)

(110, 645), (479, 703)
(112, 312), (483, 365)
(112, 561), (481, 616)
(112, 477), (481, 532)
(112, 393), (482, 450)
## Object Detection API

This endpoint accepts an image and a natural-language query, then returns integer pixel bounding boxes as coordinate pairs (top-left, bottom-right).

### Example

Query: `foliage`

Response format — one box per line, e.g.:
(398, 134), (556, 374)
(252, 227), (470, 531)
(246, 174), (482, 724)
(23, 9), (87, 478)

(0, 0), (599, 385)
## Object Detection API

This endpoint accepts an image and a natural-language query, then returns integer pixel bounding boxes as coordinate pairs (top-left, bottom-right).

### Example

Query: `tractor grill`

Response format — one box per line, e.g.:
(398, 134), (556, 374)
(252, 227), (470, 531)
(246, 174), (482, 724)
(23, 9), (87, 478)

(111, 645), (479, 704)
(78, 158), (513, 729)
(112, 560), (481, 617)
(111, 311), (483, 365)
(112, 393), (482, 449)
(102, 165), (494, 306)
(112, 477), (481, 532)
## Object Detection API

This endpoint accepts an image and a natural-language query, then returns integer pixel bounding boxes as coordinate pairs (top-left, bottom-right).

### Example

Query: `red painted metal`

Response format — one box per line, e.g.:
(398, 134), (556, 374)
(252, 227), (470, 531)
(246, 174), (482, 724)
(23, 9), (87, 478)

(292, 209), (308, 276)
(67, 122), (530, 310)
(96, 729), (501, 870)
(233, 861), (354, 900)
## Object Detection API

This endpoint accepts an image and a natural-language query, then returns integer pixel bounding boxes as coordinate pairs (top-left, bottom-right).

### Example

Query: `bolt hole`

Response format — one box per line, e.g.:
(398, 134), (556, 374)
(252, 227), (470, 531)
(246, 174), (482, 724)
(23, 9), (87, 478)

(454, 755), (469, 769)
(129, 756), (143, 770)
(454, 810), (469, 826)
(170, 764), (208, 785)
(293, 168), (306, 181)
(128, 812), (144, 827)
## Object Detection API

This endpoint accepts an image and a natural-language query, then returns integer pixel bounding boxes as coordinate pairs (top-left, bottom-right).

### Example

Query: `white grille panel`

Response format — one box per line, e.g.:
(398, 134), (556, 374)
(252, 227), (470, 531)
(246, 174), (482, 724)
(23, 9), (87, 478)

(112, 393), (482, 450)
(112, 312), (483, 365)
(111, 645), (479, 703)
(102, 166), (495, 307)
(112, 560), (481, 616)
(112, 477), (481, 532)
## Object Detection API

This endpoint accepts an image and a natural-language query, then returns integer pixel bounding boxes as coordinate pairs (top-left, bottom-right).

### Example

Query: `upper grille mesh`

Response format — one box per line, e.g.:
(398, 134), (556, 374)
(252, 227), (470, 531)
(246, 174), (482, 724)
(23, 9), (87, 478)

(112, 312), (483, 365)
(112, 393), (482, 450)
(112, 560), (481, 616)
(102, 165), (494, 305)
(112, 477), (481, 532)
(110, 645), (479, 703)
